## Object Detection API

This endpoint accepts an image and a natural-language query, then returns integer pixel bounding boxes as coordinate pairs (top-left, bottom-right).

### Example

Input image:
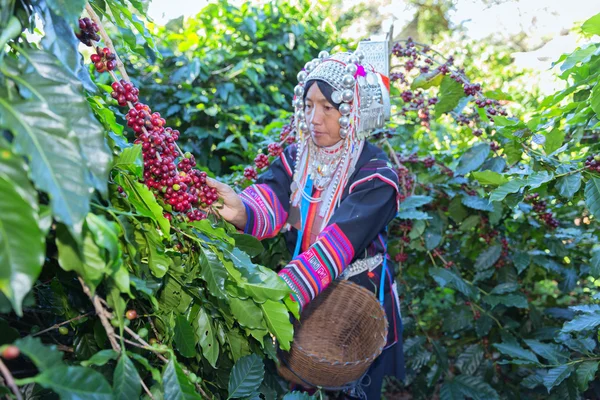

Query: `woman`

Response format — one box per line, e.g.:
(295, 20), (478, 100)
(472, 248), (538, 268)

(209, 45), (405, 399)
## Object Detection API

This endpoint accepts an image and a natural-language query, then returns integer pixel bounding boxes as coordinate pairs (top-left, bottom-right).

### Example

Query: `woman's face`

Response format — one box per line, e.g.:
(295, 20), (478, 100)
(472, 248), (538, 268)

(304, 83), (342, 147)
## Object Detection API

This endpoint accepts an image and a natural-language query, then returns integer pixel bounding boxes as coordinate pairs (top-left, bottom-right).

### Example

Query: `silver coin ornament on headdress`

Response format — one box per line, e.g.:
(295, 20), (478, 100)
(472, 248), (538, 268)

(292, 34), (392, 141)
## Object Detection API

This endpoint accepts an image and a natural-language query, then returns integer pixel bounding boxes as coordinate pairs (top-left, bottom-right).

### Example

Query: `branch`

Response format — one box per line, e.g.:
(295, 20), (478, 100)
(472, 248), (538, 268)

(0, 359), (22, 400)
(123, 327), (168, 364)
(78, 277), (121, 352)
(85, 3), (130, 82)
(32, 312), (93, 337)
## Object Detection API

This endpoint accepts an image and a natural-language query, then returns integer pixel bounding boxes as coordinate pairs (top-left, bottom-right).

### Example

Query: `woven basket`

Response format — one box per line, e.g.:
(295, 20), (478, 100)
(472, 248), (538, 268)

(277, 279), (388, 388)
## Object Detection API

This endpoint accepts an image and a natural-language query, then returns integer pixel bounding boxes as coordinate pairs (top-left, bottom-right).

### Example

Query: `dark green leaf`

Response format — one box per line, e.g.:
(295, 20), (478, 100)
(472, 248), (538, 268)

(163, 359), (201, 400)
(493, 341), (540, 364)
(455, 143), (490, 176)
(455, 344), (484, 375)
(199, 248), (228, 299)
(0, 142), (37, 208)
(192, 305), (219, 368)
(399, 195), (433, 210)
(590, 249), (600, 278)
(490, 283), (519, 295)
(15, 336), (64, 371)
(114, 145), (143, 178)
(470, 170), (508, 186)
(435, 76), (466, 115)
(475, 245), (502, 270)
(484, 293), (528, 309)
(543, 365), (574, 393)
(396, 210), (431, 220)
(80, 349), (118, 367)
(429, 267), (476, 298)
(175, 314), (197, 358)
(20, 48), (111, 196)
(45, 0), (86, 25)
(555, 173), (582, 200)
(231, 233), (264, 257)
(30, 365), (112, 400)
(0, 99), (89, 234)
(441, 375), (499, 400)
(226, 328), (251, 362)
(526, 171), (554, 189)
(462, 195), (494, 212)
(545, 129), (565, 155)
(576, 361), (598, 392)
(260, 300), (293, 351)
(561, 312), (600, 333)
(584, 178), (600, 217)
(114, 353), (142, 400)
(0, 178), (44, 315)
(490, 179), (525, 202)
(229, 298), (265, 329)
(118, 177), (170, 235)
(228, 354), (264, 399)
(593, 82), (600, 118)
(524, 340), (568, 365)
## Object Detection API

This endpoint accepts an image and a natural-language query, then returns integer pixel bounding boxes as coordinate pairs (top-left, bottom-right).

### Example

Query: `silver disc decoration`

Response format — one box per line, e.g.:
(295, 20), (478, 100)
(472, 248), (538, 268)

(296, 111), (306, 121)
(348, 55), (359, 65)
(294, 85), (304, 96)
(342, 89), (354, 103)
(354, 50), (365, 61)
(339, 128), (349, 139)
(305, 61), (315, 72)
(294, 98), (304, 109)
(299, 121), (308, 131)
(318, 50), (330, 59)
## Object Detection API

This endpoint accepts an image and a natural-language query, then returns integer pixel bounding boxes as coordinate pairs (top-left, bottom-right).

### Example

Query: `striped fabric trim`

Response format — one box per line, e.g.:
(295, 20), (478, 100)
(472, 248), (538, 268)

(240, 184), (288, 240)
(280, 152), (293, 177)
(278, 224), (355, 309)
(349, 172), (399, 194)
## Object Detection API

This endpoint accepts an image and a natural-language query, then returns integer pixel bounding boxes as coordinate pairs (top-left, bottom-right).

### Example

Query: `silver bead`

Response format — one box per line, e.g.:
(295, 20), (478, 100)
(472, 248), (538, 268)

(345, 63), (357, 75)
(297, 71), (308, 83)
(312, 57), (322, 65)
(339, 103), (351, 115)
(342, 74), (355, 88)
(339, 116), (350, 128)
(331, 91), (342, 104)
(294, 98), (304, 108)
(296, 111), (305, 121)
(339, 128), (349, 138)
(342, 89), (354, 102)
(354, 51), (365, 61)
(349, 55), (359, 64)
(318, 50), (330, 59)
(305, 61), (315, 72)
(299, 121), (308, 131)
(294, 85), (304, 96)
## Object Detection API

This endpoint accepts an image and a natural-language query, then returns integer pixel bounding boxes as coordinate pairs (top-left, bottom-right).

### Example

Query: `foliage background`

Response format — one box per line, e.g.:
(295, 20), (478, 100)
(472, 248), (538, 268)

(1, 0), (600, 399)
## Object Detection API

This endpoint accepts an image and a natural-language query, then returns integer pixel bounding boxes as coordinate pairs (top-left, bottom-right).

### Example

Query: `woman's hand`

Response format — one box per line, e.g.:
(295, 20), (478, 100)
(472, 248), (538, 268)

(206, 177), (247, 229)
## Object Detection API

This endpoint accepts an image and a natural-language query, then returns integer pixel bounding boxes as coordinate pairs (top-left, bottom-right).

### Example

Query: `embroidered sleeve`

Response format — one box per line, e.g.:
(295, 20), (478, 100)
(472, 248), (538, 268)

(240, 146), (295, 240)
(278, 164), (399, 310)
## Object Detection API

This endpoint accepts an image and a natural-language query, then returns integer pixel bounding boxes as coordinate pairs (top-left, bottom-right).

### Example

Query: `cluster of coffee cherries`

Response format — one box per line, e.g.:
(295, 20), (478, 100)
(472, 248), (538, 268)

(585, 155), (600, 172)
(90, 46), (116, 72)
(128, 105), (216, 220)
(494, 237), (510, 269)
(524, 193), (559, 229)
(391, 39), (508, 132)
(242, 122), (295, 182)
(111, 79), (139, 107)
(76, 18), (100, 46)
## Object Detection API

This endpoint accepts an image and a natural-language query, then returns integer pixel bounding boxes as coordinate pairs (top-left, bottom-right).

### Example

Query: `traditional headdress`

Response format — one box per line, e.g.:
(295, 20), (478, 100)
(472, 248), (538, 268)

(290, 32), (393, 230)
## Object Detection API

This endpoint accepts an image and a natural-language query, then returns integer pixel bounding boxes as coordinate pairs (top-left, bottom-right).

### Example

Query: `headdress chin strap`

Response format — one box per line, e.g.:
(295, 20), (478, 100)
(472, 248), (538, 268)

(289, 29), (393, 230)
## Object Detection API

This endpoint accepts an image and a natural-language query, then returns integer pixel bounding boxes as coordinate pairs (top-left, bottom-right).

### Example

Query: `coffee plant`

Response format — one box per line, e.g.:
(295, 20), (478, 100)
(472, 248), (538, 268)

(1, 0), (600, 399)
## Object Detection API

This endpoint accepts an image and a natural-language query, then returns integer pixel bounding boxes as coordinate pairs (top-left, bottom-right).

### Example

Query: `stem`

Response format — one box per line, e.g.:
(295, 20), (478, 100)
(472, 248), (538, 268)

(140, 379), (154, 400)
(0, 359), (22, 400)
(123, 326), (168, 364)
(32, 312), (93, 337)
(85, 3), (130, 82)
(554, 166), (586, 179)
(382, 138), (408, 194)
(78, 277), (121, 352)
